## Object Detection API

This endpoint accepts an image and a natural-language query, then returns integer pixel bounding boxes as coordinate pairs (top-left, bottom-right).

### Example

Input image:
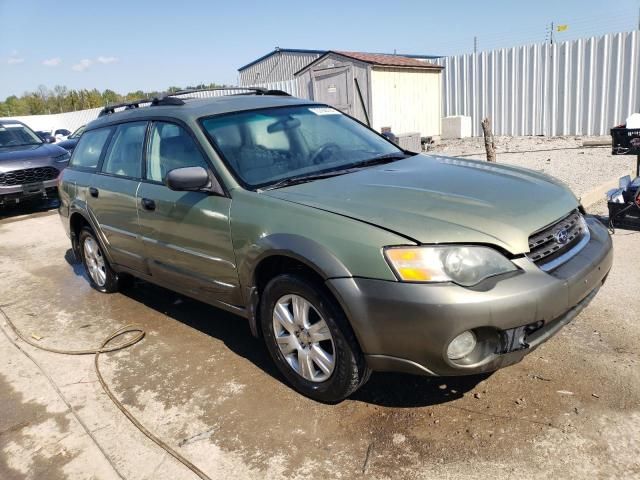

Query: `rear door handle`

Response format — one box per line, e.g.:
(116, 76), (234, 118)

(141, 198), (156, 211)
(89, 187), (99, 198)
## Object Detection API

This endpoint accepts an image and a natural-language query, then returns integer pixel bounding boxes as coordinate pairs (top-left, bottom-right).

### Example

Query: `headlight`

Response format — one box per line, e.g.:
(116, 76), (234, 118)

(54, 152), (71, 163)
(384, 245), (517, 286)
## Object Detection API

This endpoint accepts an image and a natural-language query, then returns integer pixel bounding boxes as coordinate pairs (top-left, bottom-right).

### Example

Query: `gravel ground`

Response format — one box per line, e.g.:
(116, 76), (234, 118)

(428, 136), (636, 198)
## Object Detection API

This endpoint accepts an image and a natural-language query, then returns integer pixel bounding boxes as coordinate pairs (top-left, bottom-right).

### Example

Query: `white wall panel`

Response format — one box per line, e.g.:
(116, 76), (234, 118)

(437, 30), (640, 136)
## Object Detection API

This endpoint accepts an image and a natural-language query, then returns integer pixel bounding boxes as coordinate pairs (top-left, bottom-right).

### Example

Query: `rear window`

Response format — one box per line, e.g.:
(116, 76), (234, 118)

(69, 128), (112, 170)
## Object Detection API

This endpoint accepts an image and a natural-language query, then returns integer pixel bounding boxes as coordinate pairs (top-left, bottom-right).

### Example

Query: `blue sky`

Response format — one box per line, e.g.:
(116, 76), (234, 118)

(0, 0), (638, 99)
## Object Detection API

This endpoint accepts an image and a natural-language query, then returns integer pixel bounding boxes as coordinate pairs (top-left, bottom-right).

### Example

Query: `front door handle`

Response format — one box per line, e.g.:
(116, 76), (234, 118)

(141, 198), (156, 211)
(89, 187), (99, 198)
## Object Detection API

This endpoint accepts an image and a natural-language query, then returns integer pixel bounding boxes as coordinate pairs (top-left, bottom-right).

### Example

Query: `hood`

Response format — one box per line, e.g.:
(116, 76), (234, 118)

(0, 143), (67, 171)
(264, 154), (580, 254)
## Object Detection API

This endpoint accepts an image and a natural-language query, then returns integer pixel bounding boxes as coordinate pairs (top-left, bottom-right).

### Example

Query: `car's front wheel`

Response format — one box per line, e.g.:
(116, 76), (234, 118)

(78, 226), (120, 293)
(260, 274), (371, 403)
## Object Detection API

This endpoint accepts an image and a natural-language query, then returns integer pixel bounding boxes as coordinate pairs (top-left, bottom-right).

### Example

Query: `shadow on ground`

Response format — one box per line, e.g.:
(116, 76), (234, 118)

(0, 198), (60, 222)
(113, 276), (489, 407)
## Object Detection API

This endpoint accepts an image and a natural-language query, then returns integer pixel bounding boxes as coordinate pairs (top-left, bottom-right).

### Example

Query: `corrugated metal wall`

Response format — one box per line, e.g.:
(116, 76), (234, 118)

(436, 30), (640, 136)
(238, 51), (323, 85)
(2, 108), (102, 133)
(0, 81), (301, 131)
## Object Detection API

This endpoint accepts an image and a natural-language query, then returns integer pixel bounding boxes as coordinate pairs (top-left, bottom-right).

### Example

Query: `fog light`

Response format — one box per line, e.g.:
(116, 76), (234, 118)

(447, 330), (477, 360)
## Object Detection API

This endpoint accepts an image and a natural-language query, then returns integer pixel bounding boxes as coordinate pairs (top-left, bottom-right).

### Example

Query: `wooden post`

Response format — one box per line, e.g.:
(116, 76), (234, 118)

(481, 117), (496, 162)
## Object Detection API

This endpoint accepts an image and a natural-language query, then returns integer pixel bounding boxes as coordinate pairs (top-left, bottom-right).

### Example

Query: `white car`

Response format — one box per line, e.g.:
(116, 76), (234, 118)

(52, 128), (72, 142)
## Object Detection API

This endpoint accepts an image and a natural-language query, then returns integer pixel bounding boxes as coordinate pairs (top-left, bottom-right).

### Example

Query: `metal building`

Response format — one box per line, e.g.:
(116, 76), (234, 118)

(238, 48), (326, 85)
(295, 51), (444, 137)
(238, 48), (441, 87)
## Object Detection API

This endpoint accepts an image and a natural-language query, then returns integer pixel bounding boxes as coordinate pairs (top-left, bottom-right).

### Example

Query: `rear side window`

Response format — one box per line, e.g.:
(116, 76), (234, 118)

(69, 128), (112, 170)
(101, 122), (147, 178)
(146, 122), (208, 182)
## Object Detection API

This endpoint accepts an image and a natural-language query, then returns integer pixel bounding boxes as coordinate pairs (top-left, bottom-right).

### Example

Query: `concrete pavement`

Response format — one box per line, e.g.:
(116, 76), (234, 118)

(1, 208), (639, 479)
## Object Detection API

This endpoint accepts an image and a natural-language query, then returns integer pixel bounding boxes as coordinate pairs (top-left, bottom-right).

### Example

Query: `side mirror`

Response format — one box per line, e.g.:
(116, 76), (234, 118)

(165, 166), (212, 192)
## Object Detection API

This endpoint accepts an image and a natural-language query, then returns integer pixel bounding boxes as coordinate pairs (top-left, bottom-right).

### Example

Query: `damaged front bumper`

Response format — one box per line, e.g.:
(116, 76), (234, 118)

(327, 217), (613, 376)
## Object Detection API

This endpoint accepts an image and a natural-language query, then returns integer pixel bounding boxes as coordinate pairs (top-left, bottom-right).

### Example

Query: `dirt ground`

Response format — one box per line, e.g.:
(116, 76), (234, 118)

(1, 206), (639, 480)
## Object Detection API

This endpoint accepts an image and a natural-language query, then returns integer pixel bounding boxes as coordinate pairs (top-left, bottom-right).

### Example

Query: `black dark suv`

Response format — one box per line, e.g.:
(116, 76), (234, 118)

(0, 120), (71, 206)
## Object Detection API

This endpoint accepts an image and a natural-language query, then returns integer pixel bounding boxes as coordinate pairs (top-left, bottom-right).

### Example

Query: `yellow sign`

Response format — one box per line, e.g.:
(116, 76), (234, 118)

(557, 24), (569, 32)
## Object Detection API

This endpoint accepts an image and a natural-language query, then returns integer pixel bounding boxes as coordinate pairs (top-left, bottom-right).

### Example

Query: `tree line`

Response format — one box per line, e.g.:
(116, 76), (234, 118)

(0, 83), (225, 117)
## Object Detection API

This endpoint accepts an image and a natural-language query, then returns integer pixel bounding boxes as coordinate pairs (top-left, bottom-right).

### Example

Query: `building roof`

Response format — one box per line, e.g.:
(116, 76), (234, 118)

(237, 48), (442, 72)
(335, 51), (443, 68)
(238, 48), (326, 72)
(295, 51), (444, 75)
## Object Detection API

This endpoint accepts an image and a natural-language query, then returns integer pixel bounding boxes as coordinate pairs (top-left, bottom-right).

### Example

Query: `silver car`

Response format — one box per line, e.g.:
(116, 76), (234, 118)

(0, 120), (71, 206)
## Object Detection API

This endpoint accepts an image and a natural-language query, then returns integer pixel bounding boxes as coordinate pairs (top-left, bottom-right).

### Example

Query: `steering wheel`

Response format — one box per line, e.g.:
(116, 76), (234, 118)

(309, 143), (340, 165)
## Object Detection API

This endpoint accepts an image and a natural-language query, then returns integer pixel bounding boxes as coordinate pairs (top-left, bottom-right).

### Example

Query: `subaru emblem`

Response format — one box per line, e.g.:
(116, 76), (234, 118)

(554, 228), (569, 244)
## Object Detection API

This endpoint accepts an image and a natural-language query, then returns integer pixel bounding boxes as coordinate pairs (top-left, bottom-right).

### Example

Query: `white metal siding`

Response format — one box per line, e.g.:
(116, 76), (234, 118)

(370, 67), (442, 137)
(238, 52), (322, 85)
(1, 108), (102, 133)
(437, 30), (640, 136)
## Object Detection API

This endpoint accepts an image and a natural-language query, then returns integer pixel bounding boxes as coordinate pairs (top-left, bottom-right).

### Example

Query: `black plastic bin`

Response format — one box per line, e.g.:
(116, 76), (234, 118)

(611, 126), (640, 155)
(610, 126), (640, 176)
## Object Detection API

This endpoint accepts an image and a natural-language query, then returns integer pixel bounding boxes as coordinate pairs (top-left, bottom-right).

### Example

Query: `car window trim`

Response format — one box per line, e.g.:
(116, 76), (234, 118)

(96, 121), (148, 180)
(137, 117), (229, 197)
(67, 126), (115, 173)
(197, 103), (406, 192)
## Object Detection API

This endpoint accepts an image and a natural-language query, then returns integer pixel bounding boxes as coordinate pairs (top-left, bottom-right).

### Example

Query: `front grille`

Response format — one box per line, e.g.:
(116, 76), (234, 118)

(527, 210), (586, 265)
(0, 166), (59, 186)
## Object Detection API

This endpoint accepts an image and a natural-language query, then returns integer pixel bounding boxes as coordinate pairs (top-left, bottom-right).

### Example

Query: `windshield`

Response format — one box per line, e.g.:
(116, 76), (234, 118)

(69, 126), (85, 139)
(200, 105), (403, 188)
(0, 123), (43, 147)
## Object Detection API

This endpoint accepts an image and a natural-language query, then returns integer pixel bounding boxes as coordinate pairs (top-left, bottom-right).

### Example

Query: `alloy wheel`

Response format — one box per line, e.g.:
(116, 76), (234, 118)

(272, 294), (336, 382)
(83, 236), (107, 287)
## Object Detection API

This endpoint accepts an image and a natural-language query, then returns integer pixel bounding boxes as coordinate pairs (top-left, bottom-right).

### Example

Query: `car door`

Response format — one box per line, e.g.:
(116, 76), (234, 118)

(89, 121), (147, 273)
(136, 120), (241, 307)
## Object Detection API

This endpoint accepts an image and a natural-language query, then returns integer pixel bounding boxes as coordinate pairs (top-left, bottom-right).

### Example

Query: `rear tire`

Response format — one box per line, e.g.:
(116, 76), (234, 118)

(260, 273), (370, 403)
(78, 227), (120, 293)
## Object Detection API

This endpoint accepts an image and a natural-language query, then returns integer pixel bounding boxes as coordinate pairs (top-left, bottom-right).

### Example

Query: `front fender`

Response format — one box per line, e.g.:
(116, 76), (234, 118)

(238, 234), (353, 338)
(239, 233), (352, 290)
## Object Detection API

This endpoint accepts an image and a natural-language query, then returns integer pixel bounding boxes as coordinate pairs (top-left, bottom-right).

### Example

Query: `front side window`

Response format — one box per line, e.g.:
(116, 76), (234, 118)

(69, 127), (112, 170)
(200, 105), (402, 188)
(0, 123), (43, 148)
(101, 122), (147, 178)
(146, 122), (208, 182)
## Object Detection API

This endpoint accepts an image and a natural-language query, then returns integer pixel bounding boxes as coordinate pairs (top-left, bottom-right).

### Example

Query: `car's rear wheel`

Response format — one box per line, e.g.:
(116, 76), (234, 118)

(78, 227), (120, 293)
(260, 273), (371, 403)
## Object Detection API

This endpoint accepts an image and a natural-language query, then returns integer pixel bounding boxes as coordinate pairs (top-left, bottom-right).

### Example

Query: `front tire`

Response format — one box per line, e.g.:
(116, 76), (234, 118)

(260, 274), (371, 403)
(78, 227), (120, 293)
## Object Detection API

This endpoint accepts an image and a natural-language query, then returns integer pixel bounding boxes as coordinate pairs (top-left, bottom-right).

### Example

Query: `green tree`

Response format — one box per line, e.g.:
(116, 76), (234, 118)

(0, 82), (227, 116)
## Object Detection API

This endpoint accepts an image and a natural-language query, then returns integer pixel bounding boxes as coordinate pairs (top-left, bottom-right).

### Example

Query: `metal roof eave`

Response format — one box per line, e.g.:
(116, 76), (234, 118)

(293, 51), (444, 76)
(237, 48), (327, 72)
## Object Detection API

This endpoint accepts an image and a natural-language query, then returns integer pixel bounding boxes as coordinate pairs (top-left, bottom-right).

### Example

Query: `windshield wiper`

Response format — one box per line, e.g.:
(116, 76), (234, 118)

(260, 170), (350, 191)
(351, 152), (411, 167)
(259, 152), (413, 191)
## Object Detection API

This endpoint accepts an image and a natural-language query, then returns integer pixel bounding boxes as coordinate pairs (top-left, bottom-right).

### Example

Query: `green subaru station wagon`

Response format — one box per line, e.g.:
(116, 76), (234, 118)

(58, 89), (613, 402)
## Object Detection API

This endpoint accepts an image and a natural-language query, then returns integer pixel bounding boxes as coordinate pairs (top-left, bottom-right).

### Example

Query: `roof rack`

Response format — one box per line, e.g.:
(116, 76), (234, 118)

(167, 86), (291, 98)
(98, 87), (291, 117)
(98, 96), (184, 117)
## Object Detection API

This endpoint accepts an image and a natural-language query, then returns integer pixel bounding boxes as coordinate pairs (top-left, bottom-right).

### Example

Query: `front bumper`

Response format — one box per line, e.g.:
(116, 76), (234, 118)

(327, 217), (613, 376)
(0, 179), (59, 204)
